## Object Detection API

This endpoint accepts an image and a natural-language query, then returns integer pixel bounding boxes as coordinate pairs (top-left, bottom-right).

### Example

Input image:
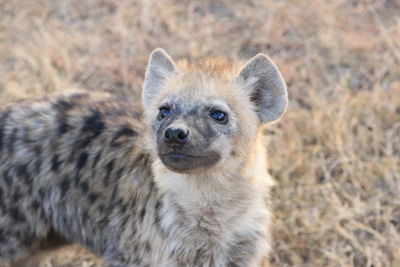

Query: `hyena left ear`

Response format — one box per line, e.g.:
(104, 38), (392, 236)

(142, 48), (179, 108)
(236, 54), (287, 123)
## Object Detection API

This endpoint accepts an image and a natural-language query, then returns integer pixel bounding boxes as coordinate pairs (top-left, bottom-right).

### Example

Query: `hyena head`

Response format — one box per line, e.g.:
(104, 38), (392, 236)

(142, 48), (287, 175)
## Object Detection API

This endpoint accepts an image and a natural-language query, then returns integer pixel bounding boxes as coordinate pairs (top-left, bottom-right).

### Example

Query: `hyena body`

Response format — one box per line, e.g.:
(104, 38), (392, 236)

(0, 49), (287, 266)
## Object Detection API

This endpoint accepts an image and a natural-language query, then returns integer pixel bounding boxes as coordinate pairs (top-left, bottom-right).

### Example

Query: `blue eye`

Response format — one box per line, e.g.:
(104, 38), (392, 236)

(158, 107), (170, 119)
(210, 110), (228, 124)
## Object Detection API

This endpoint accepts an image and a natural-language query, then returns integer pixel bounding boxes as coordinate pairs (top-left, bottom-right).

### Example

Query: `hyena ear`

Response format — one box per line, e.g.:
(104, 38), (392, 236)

(236, 54), (287, 123)
(142, 48), (179, 108)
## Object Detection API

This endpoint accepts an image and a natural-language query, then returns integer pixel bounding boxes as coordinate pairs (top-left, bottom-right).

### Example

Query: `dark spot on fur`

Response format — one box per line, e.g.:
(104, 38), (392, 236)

(80, 181), (89, 193)
(60, 176), (70, 198)
(40, 206), (46, 218)
(93, 151), (102, 168)
(31, 199), (40, 210)
(115, 167), (124, 180)
(140, 208), (146, 222)
(74, 172), (81, 185)
(35, 159), (42, 174)
(174, 201), (186, 218)
(231, 150), (236, 156)
(53, 100), (76, 112)
(81, 211), (89, 225)
(0, 230), (6, 243)
(110, 186), (118, 203)
(149, 180), (155, 191)
(133, 243), (139, 254)
(74, 152), (88, 185)
(10, 207), (26, 222)
(111, 125), (137, 147)
(88, 192), (99, 204)
(130, 220), (137, 234)
(34, 145), (41, 155)
(155, 200), (162, 211)
(76, 152), (88, 171)
(82, 110), (105, 137)
(38, 187), (46, 199)
(7, 128), (18, 153)
(0, 110), (11, 151)
(98, 204), (105, 213)
(154, 200), (162, 225)
(145, 241), (151, 253)
(27, 186), (33, 195)
(77, 136), (95, 150)
(103, 160), (114, 187)
(120, 216), (129, 229)
(3, 170), (13, 186)
(118, 200), (127, 214)
(53, 100), (75, 135)
(12, 186), (22, 202)
(51, 155), (61, 172)
(16, 164), (31, 183)
(58, 122), (71, 135)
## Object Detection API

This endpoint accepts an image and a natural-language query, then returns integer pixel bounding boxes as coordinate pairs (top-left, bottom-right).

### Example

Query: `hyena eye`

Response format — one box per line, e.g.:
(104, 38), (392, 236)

(158, 107), (171, 120)
(210, 110), (228, 124)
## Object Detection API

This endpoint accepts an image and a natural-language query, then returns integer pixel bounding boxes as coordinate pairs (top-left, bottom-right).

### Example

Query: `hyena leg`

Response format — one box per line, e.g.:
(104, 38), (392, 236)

(0, 210), (51, 264)
(0, 164), (54, 264)
(0, 229), (42, 264)
(9, 230), (70, 267)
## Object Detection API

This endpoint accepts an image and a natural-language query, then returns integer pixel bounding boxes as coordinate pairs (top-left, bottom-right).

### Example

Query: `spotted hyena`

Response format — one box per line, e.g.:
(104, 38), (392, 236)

(0, 48), (287, 266)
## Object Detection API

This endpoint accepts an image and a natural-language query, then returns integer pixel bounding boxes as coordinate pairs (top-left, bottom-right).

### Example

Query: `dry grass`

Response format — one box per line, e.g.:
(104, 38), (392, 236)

(1, 0), (399, 266)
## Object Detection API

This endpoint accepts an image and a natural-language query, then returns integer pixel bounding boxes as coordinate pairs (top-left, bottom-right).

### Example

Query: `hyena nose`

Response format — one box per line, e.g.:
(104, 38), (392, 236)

(164, 128), (189, 145)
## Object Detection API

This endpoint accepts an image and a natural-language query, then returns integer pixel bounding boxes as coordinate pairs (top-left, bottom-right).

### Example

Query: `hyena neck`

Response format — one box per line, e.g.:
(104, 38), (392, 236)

(153, 135), (270, 232)
(158, 171), (255, 211)
(154, 171), (260, 250)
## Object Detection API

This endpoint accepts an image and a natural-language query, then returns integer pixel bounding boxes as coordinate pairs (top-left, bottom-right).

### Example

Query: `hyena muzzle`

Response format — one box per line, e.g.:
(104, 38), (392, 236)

(0, 48), (287, 267)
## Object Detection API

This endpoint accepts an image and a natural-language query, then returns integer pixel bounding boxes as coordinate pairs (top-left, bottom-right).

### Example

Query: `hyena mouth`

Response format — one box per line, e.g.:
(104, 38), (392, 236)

(159, 153), (220, 171)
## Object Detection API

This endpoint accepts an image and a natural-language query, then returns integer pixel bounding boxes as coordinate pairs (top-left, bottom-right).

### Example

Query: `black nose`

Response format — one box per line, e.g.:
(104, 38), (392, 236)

(163, 128), (189, 145)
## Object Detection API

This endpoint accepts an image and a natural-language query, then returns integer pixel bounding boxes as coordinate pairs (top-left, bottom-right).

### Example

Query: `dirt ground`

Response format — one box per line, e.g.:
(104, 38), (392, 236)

(1, 0), (399, 266)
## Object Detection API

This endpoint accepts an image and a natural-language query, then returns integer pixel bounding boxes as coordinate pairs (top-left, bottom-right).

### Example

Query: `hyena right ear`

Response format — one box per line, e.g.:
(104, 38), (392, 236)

(236, 54), (287, 124)
(142, 48), (179, 108)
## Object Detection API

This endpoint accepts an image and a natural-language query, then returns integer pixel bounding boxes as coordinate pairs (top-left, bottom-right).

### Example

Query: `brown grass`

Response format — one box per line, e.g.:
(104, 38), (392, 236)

(1, 0), (399, 266)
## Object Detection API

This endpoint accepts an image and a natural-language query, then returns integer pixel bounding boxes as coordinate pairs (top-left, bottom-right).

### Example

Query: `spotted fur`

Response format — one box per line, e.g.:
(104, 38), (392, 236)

(0, 48), (287, 266)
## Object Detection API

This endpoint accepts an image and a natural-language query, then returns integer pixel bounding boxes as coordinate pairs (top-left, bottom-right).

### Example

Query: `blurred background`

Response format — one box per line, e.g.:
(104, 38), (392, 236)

(1, 0), (399, 266)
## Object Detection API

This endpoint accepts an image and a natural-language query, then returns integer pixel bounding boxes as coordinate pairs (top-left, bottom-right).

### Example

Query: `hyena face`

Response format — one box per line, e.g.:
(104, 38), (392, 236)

(152, 95), (237, 172)
(142, 49), (287, 174)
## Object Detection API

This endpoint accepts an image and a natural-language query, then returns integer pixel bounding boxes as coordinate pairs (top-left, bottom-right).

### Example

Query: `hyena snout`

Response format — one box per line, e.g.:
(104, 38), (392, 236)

(157, 123), (220, 172)
(163, 127), (189, 146)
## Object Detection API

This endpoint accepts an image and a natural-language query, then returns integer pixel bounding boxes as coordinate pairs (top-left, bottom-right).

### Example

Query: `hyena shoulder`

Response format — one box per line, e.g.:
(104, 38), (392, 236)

(0, 90), (152, 263)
